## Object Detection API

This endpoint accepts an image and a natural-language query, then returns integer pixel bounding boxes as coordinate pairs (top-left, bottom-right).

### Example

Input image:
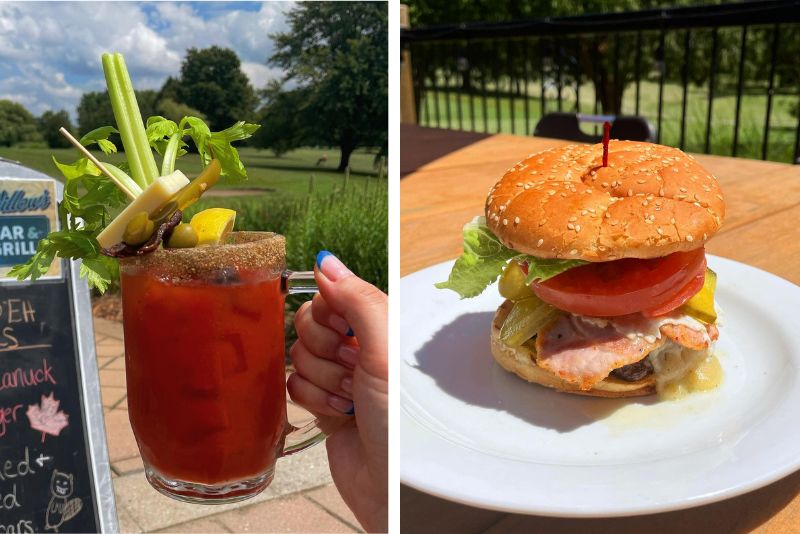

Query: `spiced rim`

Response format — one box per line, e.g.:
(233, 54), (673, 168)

(119, 231), (287, 278)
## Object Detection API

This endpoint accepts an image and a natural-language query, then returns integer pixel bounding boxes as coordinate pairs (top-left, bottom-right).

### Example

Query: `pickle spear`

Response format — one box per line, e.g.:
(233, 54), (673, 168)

(680, 268), (717, 324)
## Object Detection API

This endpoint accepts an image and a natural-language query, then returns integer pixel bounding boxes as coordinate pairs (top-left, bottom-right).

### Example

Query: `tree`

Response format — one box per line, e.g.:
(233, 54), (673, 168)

(0, 100), (42, 147)
(156, 98), (206, 125)
(252, 82), (310, 157)
(77, 89), (158, 143)
(37, 110), (74, 148)
(176, 47), (256, 131)
(269, 3), (388, 171)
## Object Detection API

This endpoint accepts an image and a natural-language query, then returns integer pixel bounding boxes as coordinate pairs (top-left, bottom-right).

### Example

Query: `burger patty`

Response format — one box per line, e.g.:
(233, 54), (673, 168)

(533, 315), (717, 390)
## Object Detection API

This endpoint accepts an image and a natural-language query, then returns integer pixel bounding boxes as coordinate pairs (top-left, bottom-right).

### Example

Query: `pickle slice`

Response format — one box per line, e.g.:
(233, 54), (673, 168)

(500, 296), (561, 347)
(681, 268), (717, 324)
(498, 261), (533, 301)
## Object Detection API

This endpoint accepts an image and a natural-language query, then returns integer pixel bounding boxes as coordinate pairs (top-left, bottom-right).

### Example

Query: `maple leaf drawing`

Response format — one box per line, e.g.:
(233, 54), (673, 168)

(27, 393), (69, 443)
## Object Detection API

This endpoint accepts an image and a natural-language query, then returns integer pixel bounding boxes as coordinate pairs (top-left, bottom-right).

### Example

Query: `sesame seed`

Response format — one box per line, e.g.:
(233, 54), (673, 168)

(569, 216), (577, 222)
(637, 179), (646, 184)
(686, 234), (694, 242)
(703, 233), (708, 240)
(642, 200), (649, 207)
(672, 168), (679, 173)
(581, 210), (588, 216)
(602, 182), (609, 188)
(671, 218), (676, 224)
(570, 249), (578, 255)
(575, 224), (581, 232)
(605, 212), (611, 218)
(516, 182), (523, 187)
(499, 205), (506, 211)
(680, 187), (687, 193)
(502, 219), (508, 226)
(537, 238), (544, 247)
(659, 188), (665, 196)
(628, 189), (633, 197)
(567, 223), (575, 230)
(514, 217), (520, 224)
(657, 227), (664, 235)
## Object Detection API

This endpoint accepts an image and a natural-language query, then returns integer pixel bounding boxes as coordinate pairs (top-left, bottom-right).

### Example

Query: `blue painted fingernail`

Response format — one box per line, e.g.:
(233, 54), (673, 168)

(346, 327), (354, 337)
(316, 250), (332, 269)
(345, 406), (355, 416)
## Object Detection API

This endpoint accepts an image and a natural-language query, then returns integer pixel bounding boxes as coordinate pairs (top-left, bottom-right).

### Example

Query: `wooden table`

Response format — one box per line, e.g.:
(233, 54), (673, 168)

(401, 132), (800, 533)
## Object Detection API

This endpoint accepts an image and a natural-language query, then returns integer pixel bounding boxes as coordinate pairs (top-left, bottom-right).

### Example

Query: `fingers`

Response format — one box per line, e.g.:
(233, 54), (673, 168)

(287, 373), (354, 417)
(290, 341), (352, 400)
(294, 299), (350, 363)
(314, 252), (388, 378)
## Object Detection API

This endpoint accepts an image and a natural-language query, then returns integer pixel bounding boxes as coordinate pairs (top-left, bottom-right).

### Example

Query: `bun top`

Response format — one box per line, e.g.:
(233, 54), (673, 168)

(485, 141), (725, 261)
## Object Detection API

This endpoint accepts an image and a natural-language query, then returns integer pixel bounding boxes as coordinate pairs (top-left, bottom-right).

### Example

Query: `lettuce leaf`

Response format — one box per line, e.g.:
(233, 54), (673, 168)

(435, 216), (587, 298)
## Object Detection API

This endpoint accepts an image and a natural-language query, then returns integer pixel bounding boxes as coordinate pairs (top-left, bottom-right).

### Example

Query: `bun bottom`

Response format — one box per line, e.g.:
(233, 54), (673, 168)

(491, 300), (655, 398)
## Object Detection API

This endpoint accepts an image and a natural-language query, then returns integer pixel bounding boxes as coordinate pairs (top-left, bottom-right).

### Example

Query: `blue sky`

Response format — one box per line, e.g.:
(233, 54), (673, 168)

(0, 1), (295, 119)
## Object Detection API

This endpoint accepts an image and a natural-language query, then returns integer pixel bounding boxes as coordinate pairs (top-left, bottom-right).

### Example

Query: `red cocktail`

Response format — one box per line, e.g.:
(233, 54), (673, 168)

(120, 232), (322, 503)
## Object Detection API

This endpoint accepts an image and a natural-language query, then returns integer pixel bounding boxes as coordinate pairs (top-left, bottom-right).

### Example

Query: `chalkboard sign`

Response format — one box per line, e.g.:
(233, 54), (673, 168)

(0, 162), (117, 533)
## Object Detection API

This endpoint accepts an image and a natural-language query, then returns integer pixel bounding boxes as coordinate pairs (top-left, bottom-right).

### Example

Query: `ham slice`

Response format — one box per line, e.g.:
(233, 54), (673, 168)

(535, 316), (665, 390)
(534, 314), (718, 390)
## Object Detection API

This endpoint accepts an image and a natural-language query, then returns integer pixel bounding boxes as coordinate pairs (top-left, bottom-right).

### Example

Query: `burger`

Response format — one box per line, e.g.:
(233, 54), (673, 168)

(436, 140), (725, 399)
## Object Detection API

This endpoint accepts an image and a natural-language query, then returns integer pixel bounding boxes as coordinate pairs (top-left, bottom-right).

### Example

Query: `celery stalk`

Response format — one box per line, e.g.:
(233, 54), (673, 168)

(103, 162), (143, 197)
(102, 53), (159, 189)
(161, 133), (182, 176)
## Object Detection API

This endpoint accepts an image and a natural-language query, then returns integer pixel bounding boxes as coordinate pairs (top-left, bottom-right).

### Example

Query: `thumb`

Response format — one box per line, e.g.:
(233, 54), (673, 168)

(315, 251), (387, 377)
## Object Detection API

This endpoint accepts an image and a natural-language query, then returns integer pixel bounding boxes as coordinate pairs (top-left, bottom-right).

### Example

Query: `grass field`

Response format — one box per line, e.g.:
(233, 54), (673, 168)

(420, 80), (798, 163)
(0, 145), (382, 197)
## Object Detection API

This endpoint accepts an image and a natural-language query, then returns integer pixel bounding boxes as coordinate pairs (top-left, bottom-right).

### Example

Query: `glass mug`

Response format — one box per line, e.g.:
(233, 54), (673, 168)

(119, 232), (324, 503)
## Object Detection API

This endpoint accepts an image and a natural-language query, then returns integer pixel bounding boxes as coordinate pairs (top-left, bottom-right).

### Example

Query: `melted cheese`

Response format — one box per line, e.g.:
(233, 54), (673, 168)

(574, 311), (709, 346)
(648, 343), (723, 400)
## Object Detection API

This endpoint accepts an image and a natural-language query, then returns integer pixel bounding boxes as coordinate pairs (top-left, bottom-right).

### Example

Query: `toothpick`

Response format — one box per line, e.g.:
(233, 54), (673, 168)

(58, 127), (137, 200)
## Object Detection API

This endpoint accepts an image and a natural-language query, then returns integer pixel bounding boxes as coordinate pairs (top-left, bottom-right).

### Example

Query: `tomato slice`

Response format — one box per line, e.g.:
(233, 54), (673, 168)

(641, 267), (706, 317)
(530, 248), (706, 317)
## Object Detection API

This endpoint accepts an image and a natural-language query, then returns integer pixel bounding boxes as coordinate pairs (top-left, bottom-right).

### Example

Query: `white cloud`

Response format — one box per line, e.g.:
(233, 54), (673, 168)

(241, 62), (282, 88)
(0, 1), (294, 119)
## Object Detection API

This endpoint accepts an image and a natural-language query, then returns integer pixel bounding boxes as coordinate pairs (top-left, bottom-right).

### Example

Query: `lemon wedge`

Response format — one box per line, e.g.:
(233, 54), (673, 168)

(190, 208), (237, 246)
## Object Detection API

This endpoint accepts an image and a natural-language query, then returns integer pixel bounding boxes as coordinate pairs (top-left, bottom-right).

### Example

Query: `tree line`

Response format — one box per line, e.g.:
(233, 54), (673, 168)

(0, 3), (387, 172)
(407, 0), (799, 116)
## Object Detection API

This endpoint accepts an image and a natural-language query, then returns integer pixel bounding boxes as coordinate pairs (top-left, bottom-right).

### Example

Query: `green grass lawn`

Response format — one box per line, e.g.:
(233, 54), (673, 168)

(420, 80), (798, 163)
(0, 145), (382, 197)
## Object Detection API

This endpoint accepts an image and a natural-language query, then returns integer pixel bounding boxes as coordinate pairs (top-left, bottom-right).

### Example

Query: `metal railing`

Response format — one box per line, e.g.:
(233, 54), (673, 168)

(401, 0), (800, 163)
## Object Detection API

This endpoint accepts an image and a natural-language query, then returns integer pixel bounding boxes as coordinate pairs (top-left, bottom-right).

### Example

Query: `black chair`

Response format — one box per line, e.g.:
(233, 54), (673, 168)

(533, 112), (655, 143)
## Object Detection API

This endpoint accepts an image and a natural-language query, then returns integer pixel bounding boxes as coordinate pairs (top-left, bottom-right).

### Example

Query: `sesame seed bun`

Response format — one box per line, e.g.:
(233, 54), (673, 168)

(485, 141), (725, 261)
(491, 300), (655, 398)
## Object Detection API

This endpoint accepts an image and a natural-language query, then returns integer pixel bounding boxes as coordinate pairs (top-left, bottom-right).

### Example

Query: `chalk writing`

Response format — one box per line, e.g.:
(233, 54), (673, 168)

(0, 360), (57, 392)
(0, 404), (23, 438)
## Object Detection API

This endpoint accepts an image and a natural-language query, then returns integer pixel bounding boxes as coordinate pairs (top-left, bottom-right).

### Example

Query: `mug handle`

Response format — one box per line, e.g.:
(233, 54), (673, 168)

(280, 271), (352, 456)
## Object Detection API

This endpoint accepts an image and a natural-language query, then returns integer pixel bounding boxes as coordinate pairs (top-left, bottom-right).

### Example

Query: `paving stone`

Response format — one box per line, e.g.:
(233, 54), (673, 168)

(286, 402), (313, 426)
(118, 398), (128, 410)
(156, 517), (231, 533)
(117, 505), (143, 533)
(107, 356), (127, 370)
(93, 317), (124, 339)
(96, 342), (125, 358)
(216, 494), (355, 533)
(104, 409), (140, 461)
(100, 368), (127, 387)
(97, 356), (116, 369)
(100, 386), (127, 408)
(114, 443), (332, 532)
(113, 455), (144, 475)
(305, 484), (363, 531)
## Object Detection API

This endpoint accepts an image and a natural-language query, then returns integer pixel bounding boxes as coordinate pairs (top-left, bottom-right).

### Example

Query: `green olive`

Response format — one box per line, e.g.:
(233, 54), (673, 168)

(166, 223), (199, 248)
(123, 211), (155, 246)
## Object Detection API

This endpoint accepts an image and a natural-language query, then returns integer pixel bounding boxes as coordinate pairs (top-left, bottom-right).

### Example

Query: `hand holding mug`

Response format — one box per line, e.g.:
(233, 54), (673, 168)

(288, 252), (388, 533)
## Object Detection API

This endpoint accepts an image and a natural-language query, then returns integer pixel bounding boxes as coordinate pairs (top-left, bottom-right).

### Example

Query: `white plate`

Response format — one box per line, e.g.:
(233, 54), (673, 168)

(401, 255), (800, 517)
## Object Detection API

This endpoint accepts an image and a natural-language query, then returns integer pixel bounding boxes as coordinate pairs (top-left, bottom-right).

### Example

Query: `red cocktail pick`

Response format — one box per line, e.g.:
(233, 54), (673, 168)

(602, 121), (610, 167)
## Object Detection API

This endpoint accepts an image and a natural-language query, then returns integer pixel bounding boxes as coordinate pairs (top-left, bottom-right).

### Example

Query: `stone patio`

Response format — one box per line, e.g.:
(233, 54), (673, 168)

(93, 317), (361, 533)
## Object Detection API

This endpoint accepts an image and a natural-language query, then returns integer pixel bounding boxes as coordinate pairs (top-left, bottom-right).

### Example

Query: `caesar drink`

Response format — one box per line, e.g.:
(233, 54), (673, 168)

(12, 53), (324, 503)
(121, 233), (290, 501)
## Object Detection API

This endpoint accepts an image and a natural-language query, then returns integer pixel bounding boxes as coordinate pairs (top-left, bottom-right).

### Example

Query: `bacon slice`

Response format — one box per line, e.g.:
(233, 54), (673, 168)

(660, 323), (713, 350)
(535, 316), (664, 390)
